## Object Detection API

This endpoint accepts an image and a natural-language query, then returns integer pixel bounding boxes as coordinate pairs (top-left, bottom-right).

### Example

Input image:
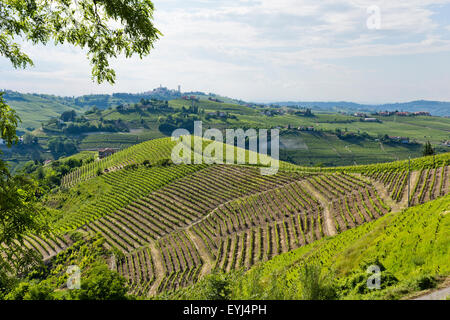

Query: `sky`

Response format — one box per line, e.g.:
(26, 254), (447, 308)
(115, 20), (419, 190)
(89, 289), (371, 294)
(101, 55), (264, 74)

(1, 0), (450, 103)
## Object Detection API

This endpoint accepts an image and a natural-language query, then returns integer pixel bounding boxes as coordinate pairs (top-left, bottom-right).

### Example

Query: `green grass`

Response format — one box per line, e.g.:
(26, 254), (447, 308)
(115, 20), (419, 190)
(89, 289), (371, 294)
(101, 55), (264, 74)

(279, 131), (423, 167)
(3, 91), (88, 131)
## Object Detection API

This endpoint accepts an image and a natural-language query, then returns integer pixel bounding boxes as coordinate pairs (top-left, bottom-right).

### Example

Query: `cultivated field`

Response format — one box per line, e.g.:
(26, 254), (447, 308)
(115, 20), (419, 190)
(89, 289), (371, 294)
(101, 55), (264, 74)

(13, 137), (450, 297)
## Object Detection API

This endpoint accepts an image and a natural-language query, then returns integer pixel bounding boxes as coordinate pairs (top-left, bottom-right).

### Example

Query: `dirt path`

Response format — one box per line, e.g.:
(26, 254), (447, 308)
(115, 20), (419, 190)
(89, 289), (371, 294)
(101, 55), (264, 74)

(413, 286), (450, 300)
(370, 179), (404, 213)
(360, 171), (419, 213)
(148, 241), (165, 296)
(186, 229), (215, 278)
(408, 170), (421, 206)
(300, 180), (337, 236)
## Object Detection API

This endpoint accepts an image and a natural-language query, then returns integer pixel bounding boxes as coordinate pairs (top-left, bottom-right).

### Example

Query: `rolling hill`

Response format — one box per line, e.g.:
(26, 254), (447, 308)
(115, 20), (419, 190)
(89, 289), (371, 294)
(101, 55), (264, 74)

(3, 137), (448, 299)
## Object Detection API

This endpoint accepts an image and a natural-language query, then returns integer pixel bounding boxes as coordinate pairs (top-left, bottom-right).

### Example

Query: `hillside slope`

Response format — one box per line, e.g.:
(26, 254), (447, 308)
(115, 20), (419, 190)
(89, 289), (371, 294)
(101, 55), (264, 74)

(223, 193), (450, 300)
(5, 136), (449, 299)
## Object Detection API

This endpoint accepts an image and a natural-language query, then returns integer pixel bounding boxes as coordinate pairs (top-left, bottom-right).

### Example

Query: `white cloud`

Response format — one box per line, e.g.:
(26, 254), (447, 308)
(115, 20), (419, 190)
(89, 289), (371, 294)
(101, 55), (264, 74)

(1, 0), (450, 102)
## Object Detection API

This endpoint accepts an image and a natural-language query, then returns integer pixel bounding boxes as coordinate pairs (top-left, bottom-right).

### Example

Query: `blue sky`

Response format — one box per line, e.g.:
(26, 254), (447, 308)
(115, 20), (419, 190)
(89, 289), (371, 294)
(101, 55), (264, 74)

(1, 0), (450, 103)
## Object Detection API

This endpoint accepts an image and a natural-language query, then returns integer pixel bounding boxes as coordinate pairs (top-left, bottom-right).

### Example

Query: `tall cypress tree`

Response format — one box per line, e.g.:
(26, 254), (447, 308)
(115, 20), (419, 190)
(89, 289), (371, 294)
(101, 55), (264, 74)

(422, 141), (435, 156)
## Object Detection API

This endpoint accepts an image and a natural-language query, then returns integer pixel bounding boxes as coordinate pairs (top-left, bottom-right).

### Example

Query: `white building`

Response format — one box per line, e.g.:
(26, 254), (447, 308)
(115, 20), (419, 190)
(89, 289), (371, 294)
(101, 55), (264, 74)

(0, 139), (5, 145)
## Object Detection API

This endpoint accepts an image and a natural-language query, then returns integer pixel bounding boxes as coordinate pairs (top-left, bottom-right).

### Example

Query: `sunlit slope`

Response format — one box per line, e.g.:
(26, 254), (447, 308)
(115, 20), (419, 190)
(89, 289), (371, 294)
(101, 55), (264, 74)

(223, 193), (450, 300)
(27, 137), (450, 297)
(61, 131), (450, 189)
(61, 136), (290, 188)
(52, 164), (208, 232)
(61, 137), (178, 187)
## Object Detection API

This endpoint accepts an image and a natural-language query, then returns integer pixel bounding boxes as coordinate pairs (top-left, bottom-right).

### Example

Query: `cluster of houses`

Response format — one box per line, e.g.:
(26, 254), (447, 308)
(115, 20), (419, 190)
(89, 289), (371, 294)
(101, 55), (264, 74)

(388, 136), (411, 144)
(353, 113), (382, 122)
(274, 125), (315, 132)
(98, 148), (117, 159)
(146, 85), (181, 97)
(297, 126), (315, 131)
(181, 95), (199, 102)
(372, 111), (431, 117)
(260, 109), (287, 117)
(442, 140), (450, 147)
(208, 97), (223, 103)
(206, 111), (227, 118)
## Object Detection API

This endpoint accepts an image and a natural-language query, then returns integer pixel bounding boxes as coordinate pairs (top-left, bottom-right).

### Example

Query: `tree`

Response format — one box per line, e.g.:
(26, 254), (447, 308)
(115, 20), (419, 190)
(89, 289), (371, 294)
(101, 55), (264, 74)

(23, 133), (37, 145)
(0, 175), (48, 245)
(1, 0), (160, 294)
(0, 0), (160, 84)
(422, 141), (435, 156)
(0, 174), (49, 294)
(1, 95), (47, 292)
(60, 110), (77, 122)
(73, 263), (129, 300)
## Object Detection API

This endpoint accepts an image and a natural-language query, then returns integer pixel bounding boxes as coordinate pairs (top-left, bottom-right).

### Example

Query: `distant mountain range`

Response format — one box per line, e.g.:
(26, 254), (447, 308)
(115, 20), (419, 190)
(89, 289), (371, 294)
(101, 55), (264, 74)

(268, 100), (450, 117)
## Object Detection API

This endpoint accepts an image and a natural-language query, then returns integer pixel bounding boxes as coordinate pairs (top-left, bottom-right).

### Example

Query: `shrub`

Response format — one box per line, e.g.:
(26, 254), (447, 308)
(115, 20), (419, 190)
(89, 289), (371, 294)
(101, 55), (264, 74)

(68, 231), (84, 243)
(72, 263), (129, 300)
(5, 281), (55, 300)
(408, 275), (437, 291)
(298, 264), (337, 300)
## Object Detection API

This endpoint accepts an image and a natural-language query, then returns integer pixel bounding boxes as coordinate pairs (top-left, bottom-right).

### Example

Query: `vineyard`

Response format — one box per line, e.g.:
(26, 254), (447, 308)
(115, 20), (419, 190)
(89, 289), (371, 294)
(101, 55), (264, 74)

(55, 164), (207, 232)
(1, 234), (72, 263)
(80, 165), (303, 252)
(60, 137), (177, 188)
(365, 166), (449, 206)
(224, 192), (450, 300)
(16, 136), (450, 298)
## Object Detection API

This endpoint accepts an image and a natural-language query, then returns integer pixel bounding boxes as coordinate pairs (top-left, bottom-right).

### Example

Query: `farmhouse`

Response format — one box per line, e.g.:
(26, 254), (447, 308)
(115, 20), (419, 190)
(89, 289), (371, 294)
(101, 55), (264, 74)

(297, 126), (315, 131)
(390, 136), (410, 144)
(207, 111), (226, 118)
(98, 148), (117, 159)
(413, 111), (431, 116)
(361, 118), (381, 122)
(208, 97), (223, 103)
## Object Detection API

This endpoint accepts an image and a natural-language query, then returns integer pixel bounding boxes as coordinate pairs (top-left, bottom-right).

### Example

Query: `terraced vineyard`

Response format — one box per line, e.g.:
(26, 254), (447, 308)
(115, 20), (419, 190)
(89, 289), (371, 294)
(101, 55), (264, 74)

(15, 137), (450, 298)
(117, 247), (157, 297)
(192, 180), (324, 271)
(55, 164), (207, 232)
(1, 234), (72, 269)
(61, 137), (177, 188)
(304, 173), (390, 232)
(365, 166), (449, 205)
(81, 165), (305, 254)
